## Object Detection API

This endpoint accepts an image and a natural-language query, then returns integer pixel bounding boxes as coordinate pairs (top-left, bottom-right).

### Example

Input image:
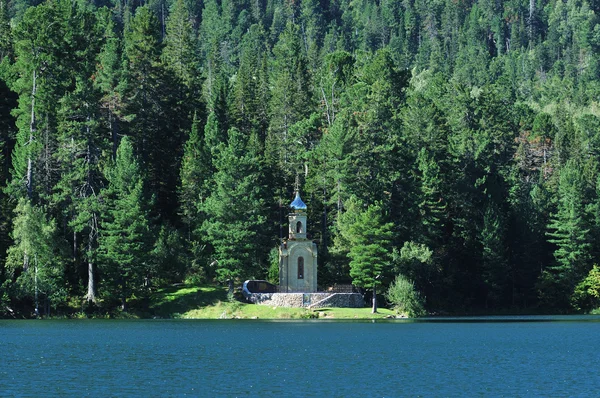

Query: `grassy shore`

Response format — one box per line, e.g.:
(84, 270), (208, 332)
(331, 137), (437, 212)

(149, 284), (398, 320)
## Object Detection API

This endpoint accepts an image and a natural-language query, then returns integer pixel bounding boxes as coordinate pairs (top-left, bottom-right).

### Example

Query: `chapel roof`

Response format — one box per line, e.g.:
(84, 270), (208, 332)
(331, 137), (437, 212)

(290, 192), (307, 210)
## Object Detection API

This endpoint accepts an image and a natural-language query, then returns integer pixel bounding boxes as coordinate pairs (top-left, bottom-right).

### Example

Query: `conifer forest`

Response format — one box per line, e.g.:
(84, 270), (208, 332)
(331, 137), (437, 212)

(2, 0), (600, 315)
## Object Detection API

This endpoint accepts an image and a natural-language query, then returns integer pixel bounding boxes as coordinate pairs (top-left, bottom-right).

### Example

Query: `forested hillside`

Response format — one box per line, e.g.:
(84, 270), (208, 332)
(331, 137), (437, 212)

(1, 0), (600, 315)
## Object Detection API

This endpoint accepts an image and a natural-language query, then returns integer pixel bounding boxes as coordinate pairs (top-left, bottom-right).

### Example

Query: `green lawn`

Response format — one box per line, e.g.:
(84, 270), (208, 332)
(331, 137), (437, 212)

(150, 284), (227, 318)
(150, 284), (399, 319)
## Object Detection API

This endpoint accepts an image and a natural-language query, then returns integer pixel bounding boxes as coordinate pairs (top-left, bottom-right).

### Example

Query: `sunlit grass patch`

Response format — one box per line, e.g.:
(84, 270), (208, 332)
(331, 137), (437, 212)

(181, 300), (313, 319)
(151, 284), (399, 319)
(150, 284), (227, 317)
(313, 307), (396, 319)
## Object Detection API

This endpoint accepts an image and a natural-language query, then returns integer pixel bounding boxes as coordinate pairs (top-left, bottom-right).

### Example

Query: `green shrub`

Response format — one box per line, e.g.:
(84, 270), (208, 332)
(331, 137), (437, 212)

(385, 274), (426, 317)
(571, 264), (600, 311)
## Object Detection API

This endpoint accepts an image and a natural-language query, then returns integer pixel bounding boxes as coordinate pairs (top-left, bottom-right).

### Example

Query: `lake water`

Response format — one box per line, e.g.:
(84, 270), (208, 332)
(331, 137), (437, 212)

(1, 317), (600, 397)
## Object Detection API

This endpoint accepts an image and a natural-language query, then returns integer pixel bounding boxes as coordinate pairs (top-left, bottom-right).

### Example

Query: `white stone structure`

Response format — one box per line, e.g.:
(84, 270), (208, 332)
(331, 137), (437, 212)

(279, 192), (318, 292)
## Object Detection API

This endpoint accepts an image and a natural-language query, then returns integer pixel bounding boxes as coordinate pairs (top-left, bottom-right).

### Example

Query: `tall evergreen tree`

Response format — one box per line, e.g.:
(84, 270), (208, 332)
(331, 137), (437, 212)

(266, 21), (312, 182)
(479, 202), (509, 307)
(0, 0), (12, 62)
(201, 127), (268, 292)
(98, 137), (153, 310)
(50, 2), (104, 304)
(9, 1), (64, 200)
(178, 113), (212, 276)
(162, 0), (200, 92)
(5, 199), (65, 316)
(95, 9), (122, 159)
(541, 159), (592, 309)
(54, 76), (105, 304)
(121, 5), (187, 223)
(230, 23), (270, 138)
(344, 201), (393, 313)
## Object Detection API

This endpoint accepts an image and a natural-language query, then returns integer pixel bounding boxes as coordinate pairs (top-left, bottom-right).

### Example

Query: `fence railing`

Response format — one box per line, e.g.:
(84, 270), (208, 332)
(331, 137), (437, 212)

(274, 284), (359, 293)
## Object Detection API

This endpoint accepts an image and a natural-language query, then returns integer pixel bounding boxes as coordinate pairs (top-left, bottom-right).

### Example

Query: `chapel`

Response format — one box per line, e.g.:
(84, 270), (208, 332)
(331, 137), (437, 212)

(278, 192), (318, 292)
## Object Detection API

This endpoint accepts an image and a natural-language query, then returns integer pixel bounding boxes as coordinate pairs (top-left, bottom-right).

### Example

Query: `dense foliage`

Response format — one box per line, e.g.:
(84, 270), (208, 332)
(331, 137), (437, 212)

(2, 0), (600, 316)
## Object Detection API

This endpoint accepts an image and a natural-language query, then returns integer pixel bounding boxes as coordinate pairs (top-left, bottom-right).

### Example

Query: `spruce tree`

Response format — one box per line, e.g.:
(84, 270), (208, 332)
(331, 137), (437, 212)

(51, 4), (104, 304)
(0, 0), (12, 62)
(179, 113), (210, 233)
(479, 203), (509, 307)
(178, 113), (212, 277)
(266, 21), (312, 182)
(541, 160), (592, 309)
(98, 137), (153, 311)
(416, 147), (447, 246)
(54, 76), (105, 304)
(94, 9), (122, 159)
(8, 2), (61, 200)
(121, 5), (187, 223)
(230, 24), (269, 138)
(343, 201), (393, 313)
(162, 0), (199, 90)
(201, 127), (268, 292)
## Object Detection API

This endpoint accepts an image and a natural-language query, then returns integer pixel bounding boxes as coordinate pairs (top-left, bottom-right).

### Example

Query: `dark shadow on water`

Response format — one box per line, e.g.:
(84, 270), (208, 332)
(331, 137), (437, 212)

(398, 314), (600, 323)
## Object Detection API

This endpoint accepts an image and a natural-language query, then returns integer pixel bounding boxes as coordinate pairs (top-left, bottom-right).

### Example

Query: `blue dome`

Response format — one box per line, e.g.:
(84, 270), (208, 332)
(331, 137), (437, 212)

(290, 192), (307, 210)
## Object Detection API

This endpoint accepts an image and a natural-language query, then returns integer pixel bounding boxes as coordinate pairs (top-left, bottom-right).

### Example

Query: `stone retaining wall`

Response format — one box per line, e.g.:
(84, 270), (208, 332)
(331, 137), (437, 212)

(246, 292), (364, 308)
(308, 293), (364, 309)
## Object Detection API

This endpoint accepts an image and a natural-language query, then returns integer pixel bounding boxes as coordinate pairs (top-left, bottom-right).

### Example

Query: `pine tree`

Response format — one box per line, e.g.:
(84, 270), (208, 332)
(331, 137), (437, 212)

(95, 9), (122, 159)
(325, 195), (362, 286)
(162, 0), (198, 88)
(204, 110), (226, 161)
(8, 2), (63, 200)
(329, 49), (409, 217)
(416, 147), (447, 246)
(54, 76), (105, 304)
(179, 113), (210, 232)
(5, 199), (65, 316)
(480, 203), (508, 308)
(299, 0), (324, 72)
(200, 0), (232, 112)
(266, 21), (312, 181)
(0, 0), (12, 62)
(201, 127), (268, 292)
(318, 50), (354, 128)
(541, 159), (592, 309)
(51, 3), (104, 304)
(121, 5), (187, 223)
(230, 23), (269, 138)
(98, 137), (153, 311)
(344, 201), (393, 313)
(178, 113), (212, 276)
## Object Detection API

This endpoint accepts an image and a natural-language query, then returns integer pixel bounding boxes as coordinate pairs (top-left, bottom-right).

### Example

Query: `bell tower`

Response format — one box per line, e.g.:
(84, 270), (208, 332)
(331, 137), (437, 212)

(288, 192), (307, 240)
(279, 191), (318, 292)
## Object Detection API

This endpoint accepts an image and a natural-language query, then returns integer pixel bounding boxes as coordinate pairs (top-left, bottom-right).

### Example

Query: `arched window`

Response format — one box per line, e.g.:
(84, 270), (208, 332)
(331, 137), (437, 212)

(296, 221), (302, 234)
(297, 257), (304, 279)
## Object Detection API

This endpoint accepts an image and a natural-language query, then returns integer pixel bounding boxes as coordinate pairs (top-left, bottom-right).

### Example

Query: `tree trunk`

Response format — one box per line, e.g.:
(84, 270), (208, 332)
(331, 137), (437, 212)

(34, 262), (39, 318)
(86, 260), (96, 303)
(372, 284), (378, 313)
(86, 213), (97, 303)
(26, 69), (37, 199)
(120, 276), (128, 311)
(73, 228), (77, 263)
(528, 0), (535, 43)
(24, 70), (36, 270)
